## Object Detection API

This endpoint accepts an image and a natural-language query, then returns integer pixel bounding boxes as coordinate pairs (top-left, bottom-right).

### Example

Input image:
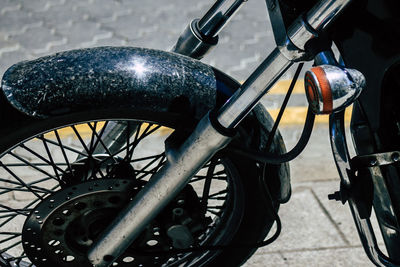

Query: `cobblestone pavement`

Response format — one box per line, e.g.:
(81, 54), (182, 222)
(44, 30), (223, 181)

(0, 0), (376, 266)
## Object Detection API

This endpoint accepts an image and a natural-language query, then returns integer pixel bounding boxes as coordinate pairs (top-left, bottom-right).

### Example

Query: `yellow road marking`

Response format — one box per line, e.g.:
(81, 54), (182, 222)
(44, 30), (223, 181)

(268, 79), (305, 95)
(268, 106), (353, 125)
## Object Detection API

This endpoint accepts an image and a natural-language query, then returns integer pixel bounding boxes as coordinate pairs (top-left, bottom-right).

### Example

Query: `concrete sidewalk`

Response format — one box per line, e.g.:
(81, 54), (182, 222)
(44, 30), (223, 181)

(0, 0), (376, 266)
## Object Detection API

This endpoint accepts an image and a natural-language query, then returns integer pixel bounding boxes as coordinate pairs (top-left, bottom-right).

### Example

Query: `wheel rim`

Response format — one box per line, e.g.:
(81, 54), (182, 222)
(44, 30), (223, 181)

(0, 118), (244, 266)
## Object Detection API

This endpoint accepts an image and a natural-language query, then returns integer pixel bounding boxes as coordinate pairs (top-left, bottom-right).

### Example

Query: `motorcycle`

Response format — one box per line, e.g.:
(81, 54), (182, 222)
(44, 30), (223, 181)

(0, 0), (398, 266)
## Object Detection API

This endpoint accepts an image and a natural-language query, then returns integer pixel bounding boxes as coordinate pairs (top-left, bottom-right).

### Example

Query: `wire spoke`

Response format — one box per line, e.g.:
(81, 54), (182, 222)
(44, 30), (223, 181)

(130, 154), (167, 163)
(87, 122), (97, 153)
(36, 136), (88, 157)
(2, 163), (71, 167)
(0, 233), (21, 246)
(208, 189), (228, 199)
(135, 153), (165, 180)
(95, 124), (162, 166)
(0, 186), (51, 195)
(126, 122), (131, 157)
(5, 255), (28, 263)
(89, 121), (109, 155)
(54, 130), (73, 176)
(127, 124), (162, 160)
(20, 143), (66, 178)
(0, 176), (58, 194)
(41, 137), (62, 181)
(0, 162), (44, 200)
(201, 158), (217, 213)
(0, 204), (30, 217)
(0, 240), (22, 254)
(0, 184), (58, 228)
(190, 175), (227, 183)
(70, 125), (91, 155)
(15, 251), (29, 266)
(0, 117), (235, 265)
(87, 123), (115, 161)
(7, 152), (59, 183)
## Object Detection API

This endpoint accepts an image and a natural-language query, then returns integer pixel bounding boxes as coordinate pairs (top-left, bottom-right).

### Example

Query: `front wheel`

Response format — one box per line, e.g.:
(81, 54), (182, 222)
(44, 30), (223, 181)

(0, 107), (278, 267)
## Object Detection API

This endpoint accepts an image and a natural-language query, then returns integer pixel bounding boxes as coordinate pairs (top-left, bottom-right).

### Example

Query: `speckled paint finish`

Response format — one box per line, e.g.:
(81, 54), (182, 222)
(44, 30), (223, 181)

(1, 47), (216, 119)
(0, 46), (290, 202)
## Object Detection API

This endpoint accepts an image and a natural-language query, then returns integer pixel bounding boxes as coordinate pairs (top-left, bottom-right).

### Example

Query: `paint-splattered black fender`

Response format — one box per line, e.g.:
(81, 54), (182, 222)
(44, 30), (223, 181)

(0, 46), (290, 202)
(1, 47), (217, 119)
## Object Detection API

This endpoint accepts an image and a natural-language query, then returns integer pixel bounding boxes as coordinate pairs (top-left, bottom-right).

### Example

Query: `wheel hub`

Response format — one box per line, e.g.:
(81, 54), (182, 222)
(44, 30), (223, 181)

(22, 179), (140, 266)
(22, 178), (210, 266)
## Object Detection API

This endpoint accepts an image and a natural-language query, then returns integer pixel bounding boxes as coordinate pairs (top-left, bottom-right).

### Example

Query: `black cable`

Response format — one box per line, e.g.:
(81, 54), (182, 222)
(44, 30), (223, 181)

(227, 62), (315, 165)
(265, 62), (304, 150)
(227, 107), (315, 164)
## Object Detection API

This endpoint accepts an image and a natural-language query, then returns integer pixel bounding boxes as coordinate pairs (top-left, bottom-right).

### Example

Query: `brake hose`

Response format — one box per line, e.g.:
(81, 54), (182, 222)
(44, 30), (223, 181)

(228, 106), (315, 164)
(227, 62), (315, 164)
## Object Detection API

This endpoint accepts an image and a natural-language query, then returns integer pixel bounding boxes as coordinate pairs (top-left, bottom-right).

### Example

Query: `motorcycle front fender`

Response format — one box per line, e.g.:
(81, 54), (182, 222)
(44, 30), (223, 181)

(1, 46), (290, 202)
(1, 47), (217, 120)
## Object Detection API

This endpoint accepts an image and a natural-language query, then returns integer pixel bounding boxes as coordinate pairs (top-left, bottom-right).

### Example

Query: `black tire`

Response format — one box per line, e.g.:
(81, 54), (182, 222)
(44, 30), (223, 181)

(0, 95), (279, 267)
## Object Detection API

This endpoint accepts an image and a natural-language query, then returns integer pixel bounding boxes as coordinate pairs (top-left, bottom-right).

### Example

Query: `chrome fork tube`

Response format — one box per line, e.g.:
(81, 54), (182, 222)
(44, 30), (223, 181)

(217, 48), (292, 128)
(88, 115), (231, 266)
(88, 0), (354, 266)
(198, 0), (247, 37)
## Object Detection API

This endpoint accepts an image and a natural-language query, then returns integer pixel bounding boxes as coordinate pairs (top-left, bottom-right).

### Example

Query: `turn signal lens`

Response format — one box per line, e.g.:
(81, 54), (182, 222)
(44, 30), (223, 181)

(305, 65), (365, 115)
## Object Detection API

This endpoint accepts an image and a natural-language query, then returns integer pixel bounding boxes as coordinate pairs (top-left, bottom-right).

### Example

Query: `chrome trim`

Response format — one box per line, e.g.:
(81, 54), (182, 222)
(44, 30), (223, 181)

(305, 64), (365, 114)
(198, 0), (246, 37)
(172, 0), (246, 59)
(172, 19), (218, 59)
(288, 0), (352, 50)
(370, 166), (400, 258)
(87, 114), (231, 266)
(330, 112), (400, 267)
(217, 47), (292, 128)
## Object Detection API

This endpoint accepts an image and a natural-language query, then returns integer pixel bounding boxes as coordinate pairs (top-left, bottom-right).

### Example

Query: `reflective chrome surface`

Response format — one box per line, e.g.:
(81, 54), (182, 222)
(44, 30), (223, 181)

(217, 47), (292, 128)
(198, 0), (246, 37)
(305, 64), (365, 114)
(330, 112), (400, 267)
(370, 166), (400, 258)
(217, 0), (355, 128)
(172, 19), (218, 59)
(173, 0), (246, 59)
(88, 114), (231, 266)
(288, 0), (352, 50)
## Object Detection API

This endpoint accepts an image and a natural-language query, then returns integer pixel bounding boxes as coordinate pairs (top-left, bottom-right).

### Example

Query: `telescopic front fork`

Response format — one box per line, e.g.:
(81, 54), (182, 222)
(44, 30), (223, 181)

(88, 0), (353, 265)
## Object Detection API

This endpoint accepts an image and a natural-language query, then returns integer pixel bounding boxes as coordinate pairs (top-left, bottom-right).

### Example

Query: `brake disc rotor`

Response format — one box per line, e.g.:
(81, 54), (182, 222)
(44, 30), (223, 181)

(22, 179), (141, 266)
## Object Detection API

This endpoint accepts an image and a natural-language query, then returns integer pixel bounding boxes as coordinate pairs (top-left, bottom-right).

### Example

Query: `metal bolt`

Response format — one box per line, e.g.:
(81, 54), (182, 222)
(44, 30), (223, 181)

(328, 191), (341, 201)
(392, 153), (400, 162)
